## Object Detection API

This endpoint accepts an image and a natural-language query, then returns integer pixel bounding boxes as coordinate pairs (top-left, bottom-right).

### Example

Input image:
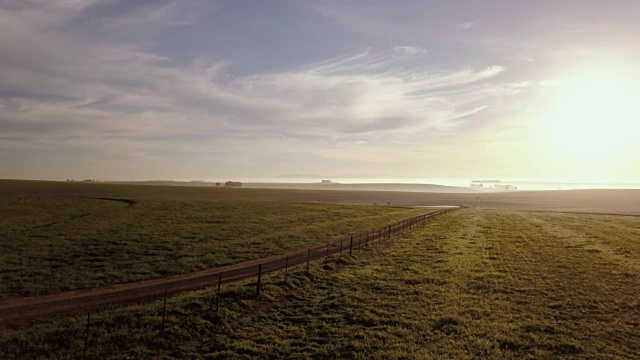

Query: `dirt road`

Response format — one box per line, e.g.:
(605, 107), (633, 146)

(0, 209), (453, 324)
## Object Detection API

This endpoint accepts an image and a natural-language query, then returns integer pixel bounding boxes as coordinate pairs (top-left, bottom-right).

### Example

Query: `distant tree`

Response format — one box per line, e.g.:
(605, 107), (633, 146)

(215, 182), (221, 187)
(224, 181), (242, 187)
(386, 201), (391, 206)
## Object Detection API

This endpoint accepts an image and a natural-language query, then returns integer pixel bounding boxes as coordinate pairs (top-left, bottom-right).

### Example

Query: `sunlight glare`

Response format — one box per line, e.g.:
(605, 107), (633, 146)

(544, 72), (640, 160)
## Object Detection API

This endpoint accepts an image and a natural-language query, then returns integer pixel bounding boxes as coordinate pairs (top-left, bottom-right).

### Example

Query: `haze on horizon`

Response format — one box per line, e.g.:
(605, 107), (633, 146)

(1, 1), (639, 183)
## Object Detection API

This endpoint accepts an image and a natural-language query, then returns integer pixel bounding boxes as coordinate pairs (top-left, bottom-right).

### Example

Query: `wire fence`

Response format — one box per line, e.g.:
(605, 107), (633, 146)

(212, 207), (456, 299)
(204, 208), (457, 302)
(1, 207), (456, 358)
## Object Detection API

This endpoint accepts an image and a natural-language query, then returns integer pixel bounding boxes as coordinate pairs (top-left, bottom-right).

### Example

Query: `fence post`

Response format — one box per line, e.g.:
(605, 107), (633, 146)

(160, 290), (167, 336)
(324, 242), (329, 266)
(256, 264), (262, 297)
(339, 238), (343, 259)
(284, 255), (289, 283)
(306, 249), (311, 274)
(349, 236), (353, 256)
(83, 312), (91, 360)
(215, 273), (222, 311)
(388, 224), (391, 239)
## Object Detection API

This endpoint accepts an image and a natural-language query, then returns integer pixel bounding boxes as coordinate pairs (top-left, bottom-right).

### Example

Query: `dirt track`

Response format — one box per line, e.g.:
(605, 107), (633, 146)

(0, 209), (453, 324)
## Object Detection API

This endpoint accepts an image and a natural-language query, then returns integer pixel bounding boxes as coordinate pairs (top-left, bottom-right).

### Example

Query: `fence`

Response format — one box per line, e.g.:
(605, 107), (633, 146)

(0, 208), (455, 325)
(1, 207), (457, 358)
(210, 208), (455, 300)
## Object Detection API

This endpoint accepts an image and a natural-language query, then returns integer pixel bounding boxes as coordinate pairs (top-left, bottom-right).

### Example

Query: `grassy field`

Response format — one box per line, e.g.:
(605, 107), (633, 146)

(0, 194), (428, 299)
(2, 179), (640, 213)
(2, 208), (638, 359)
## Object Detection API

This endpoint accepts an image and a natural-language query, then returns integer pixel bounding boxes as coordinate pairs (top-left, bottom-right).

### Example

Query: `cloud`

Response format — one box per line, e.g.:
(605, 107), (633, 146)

(457, 21), (478, 30)
(104, 0), (214, 27)
(393, 46), (427, 56)
(507, 54), (535, 62)
(0, 0), (104, 28)
(509, 81), (533, 88)
(0, 1), (516, 176)
(308, 2), (407, 39)
(231, 52), (506, 138)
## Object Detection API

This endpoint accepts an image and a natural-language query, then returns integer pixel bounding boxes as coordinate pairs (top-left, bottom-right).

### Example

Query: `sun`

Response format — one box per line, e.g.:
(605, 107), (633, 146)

(543, 71), (640, 160)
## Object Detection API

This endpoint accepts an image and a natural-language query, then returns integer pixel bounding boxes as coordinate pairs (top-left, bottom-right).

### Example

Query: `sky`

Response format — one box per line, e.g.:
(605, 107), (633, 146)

(1, 0), (640, 183)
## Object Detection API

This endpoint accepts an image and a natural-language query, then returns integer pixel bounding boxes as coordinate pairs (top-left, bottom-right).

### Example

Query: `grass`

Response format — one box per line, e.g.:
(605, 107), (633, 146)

(2, 179), (640, 213)
(0, 195), (429, 299)
(2, 208), (638, 359)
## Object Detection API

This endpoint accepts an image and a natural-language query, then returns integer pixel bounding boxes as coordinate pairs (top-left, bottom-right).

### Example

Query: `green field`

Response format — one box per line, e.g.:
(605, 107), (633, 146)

(2, 179), (640, 214)
(0, 194), (429, 299)
(2, 208), (638, 359)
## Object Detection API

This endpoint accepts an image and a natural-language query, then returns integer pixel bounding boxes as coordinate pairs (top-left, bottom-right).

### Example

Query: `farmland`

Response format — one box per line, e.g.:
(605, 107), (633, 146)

(2, 179), (640, 213)
(1, 180), (639, 358)
(1, 208), (638, 359)
(0, 193), (429, 300)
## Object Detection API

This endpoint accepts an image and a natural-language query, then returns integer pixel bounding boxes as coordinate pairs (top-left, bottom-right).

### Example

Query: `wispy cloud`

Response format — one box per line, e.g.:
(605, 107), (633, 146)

(0, 1), (509, 150)
(507, 54), (535, 62)
(228, 49), (507, 138)
(2, 0), (566, 180)
(104, 0), (213, 27)
(457, 21), (478, 30)
(393, 46), (427, 56)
